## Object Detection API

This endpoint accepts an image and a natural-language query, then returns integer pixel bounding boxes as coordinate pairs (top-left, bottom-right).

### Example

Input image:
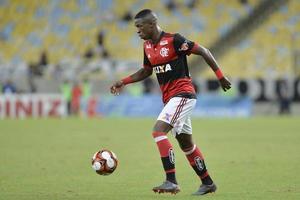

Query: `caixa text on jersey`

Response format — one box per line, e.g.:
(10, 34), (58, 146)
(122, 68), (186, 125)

(154, 64), (172, 74)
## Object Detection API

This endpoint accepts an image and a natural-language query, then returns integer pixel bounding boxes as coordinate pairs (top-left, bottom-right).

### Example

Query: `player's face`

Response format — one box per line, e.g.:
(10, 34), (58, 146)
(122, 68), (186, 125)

(134, 18), (153, 40)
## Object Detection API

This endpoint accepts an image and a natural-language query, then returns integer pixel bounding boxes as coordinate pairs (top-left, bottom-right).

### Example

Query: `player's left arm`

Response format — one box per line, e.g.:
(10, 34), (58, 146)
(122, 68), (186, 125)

(191, 44), (231, 92)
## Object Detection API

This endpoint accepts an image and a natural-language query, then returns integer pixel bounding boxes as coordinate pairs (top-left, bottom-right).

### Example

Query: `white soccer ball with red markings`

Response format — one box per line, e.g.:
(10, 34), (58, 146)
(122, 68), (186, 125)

(91, 149), (118, 175)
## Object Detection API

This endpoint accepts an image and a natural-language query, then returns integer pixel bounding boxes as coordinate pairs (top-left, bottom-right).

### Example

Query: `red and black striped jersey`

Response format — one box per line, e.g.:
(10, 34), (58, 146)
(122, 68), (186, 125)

(143, 31), (196, 104)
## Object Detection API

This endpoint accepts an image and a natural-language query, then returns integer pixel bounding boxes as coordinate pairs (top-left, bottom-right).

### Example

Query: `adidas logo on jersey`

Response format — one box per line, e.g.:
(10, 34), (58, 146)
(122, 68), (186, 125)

(160, 40), (168, 45)
(153, 64), (172, 74)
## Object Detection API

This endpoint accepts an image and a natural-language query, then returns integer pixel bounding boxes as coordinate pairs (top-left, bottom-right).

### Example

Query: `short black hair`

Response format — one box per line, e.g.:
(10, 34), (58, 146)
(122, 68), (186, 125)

(134, 9), (153, 19)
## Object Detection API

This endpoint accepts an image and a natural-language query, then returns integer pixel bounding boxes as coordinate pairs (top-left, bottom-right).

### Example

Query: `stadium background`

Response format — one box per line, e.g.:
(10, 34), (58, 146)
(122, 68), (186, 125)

(0, 0), (299, 118)
(0, 0), (299, 200)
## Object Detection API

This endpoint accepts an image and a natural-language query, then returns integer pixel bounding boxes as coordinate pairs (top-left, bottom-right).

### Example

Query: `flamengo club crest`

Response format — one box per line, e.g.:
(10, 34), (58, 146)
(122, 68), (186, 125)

(160, 47), (169, 57)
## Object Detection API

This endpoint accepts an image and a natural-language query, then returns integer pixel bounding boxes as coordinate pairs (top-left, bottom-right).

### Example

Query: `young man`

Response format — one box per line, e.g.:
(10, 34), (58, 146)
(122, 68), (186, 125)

(110, 9), (231, 195)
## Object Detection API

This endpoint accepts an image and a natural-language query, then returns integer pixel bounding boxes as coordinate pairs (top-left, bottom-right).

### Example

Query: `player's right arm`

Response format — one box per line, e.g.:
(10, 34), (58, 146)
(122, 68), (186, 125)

(110, 67), (152, 95)
(111, 48), (153, 95)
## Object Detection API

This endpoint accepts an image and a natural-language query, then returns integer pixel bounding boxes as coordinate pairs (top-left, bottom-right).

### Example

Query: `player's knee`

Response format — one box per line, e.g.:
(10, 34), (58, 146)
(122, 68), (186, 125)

(153, 120), (172, 133)
(176, 134), (194, 150)
(179, 141), (193, 150)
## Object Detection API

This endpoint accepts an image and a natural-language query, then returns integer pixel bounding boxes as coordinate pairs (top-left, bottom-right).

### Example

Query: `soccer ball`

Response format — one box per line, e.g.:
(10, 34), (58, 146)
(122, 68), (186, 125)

(91, 149), (118, 175)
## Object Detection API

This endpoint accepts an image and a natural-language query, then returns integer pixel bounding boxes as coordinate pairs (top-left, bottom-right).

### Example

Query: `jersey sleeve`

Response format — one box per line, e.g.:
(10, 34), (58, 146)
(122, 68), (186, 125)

(173, 33), (195, 56)
(143, 49), (152, 70)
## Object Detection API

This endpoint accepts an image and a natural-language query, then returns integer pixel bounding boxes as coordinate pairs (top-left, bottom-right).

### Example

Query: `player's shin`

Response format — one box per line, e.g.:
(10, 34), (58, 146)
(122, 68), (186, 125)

(152, 131), (177, 184)
(183, 144), (213, 185)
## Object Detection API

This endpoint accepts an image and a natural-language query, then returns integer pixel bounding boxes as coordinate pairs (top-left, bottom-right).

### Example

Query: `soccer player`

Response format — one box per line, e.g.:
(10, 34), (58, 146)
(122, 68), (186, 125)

(110, 9), (231, 195)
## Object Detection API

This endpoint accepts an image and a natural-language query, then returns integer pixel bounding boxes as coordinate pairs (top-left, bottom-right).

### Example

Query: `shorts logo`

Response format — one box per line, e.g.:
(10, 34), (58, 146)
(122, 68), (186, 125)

(169, 148), (175, 164)
(163, 113), (172, 122)
(194, 157), (204, 171)
(160, 47), (169, 57)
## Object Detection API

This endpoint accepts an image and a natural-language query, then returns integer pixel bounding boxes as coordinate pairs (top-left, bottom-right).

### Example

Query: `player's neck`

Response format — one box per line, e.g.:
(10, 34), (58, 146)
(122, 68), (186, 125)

(151, 27), (163, 44)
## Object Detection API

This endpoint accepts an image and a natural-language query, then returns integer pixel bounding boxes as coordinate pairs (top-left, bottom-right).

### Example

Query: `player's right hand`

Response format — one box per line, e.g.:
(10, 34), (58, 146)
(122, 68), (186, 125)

(110, 81), (125, 96)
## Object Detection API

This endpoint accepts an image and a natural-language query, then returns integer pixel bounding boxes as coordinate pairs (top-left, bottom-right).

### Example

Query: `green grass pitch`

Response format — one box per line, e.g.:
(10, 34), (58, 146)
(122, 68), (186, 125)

(1, 117), (300, 200)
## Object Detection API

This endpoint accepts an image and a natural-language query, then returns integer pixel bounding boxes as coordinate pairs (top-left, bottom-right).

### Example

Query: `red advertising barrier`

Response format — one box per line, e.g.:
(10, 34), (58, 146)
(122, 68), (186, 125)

(0, 94), (66, 119)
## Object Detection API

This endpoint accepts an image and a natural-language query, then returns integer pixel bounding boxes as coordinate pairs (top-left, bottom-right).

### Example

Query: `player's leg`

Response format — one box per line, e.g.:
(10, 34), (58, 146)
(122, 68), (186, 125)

(152, 120), (180, 194)
(169, 97), (217, 195)
(176, 133), (214, 185)
(175, 120), (217, 195)
(152, 97), (186, 194)
(152, 120), (176, 183)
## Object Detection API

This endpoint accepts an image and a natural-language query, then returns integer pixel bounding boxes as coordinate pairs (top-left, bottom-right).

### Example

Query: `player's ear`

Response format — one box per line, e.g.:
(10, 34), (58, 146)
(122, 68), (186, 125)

(149, 18), (156, 27)
(150, 21), (156, 29)
(149, 22), (154, 29)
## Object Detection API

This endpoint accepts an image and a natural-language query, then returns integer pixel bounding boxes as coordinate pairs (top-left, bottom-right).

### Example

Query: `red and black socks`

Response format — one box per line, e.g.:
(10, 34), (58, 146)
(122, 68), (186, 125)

(152, 131), (177, 184)
(184, 144), (213, 185)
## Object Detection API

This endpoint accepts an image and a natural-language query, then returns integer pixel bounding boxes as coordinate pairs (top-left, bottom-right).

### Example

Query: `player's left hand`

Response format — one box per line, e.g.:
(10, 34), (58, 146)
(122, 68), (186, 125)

(219, 77), (231, 92)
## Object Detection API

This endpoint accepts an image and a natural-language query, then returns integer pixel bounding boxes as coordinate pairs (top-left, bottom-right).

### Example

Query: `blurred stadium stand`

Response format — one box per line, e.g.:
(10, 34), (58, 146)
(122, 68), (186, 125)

(201, 0), (300, 79)
(0, 0), (300, 116)
(0, 0), (261, 67)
